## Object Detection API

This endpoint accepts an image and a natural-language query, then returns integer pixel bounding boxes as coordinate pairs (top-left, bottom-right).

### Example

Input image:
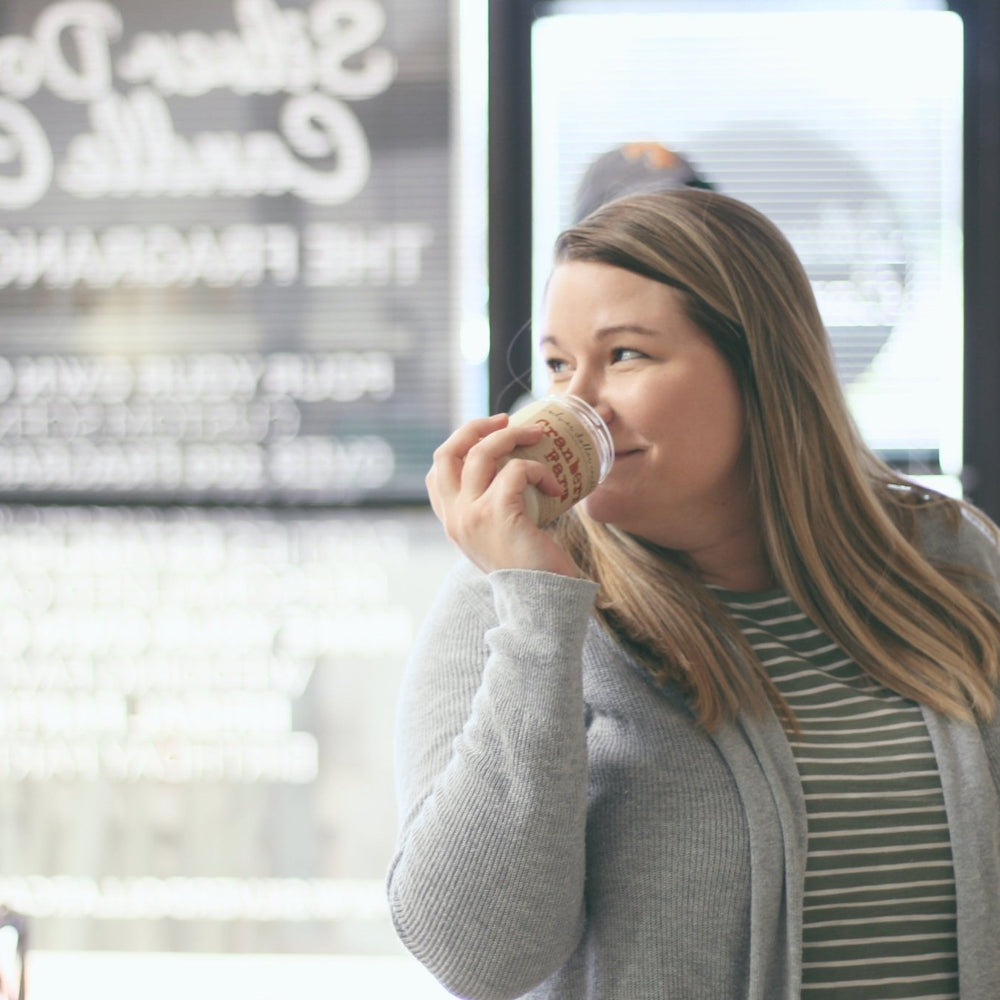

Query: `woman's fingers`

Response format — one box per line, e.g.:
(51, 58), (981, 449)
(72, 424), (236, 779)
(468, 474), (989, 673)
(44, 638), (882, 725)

(427, 414), (506, 516)
(429, 415), (551, 506)
(427, 415), (555, 530)
(425, 414), (581, 576)
(491, 451), (564, 501)
(460, 423), (550, 497)
(430, 414), (507, 481)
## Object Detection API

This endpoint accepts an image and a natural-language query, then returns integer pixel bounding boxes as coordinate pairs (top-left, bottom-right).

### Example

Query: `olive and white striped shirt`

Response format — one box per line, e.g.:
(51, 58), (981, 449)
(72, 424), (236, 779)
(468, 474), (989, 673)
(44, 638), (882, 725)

(714, 588), (960, 1000)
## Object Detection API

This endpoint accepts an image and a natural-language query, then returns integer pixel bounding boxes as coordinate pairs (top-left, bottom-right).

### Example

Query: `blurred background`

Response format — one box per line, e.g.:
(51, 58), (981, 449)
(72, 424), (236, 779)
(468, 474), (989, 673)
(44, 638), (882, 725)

(0, 0), (997, 996)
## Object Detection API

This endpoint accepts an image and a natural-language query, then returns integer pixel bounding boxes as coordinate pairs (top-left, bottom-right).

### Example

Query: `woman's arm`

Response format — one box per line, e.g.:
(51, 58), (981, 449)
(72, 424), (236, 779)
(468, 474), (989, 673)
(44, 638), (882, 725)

(388, 560), (599, 1000)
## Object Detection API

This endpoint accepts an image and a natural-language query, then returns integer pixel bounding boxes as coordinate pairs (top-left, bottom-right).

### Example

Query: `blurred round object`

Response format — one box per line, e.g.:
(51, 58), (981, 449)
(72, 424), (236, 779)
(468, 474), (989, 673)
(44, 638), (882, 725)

(572, 142), (714, 223)
(690, 122), (910, 385)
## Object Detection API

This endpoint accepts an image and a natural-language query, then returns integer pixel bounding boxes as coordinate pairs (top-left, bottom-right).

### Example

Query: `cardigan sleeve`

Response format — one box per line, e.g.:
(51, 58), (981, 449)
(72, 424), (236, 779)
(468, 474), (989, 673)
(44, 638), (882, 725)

(919, 503), (1000, 787)
(920, 502), (1000, 612)
(387, 559), (600, 1000)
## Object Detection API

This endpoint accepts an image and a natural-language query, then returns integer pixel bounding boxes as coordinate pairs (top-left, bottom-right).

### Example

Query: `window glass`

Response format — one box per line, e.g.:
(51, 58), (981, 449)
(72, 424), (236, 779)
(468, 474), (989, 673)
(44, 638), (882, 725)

(0, 0), (465, 994)
(532, 3), (963, 494)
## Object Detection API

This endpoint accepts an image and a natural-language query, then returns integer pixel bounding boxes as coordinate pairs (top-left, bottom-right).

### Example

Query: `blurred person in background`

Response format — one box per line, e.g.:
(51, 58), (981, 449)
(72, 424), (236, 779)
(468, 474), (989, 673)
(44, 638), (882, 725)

(570, 141), (714, 224)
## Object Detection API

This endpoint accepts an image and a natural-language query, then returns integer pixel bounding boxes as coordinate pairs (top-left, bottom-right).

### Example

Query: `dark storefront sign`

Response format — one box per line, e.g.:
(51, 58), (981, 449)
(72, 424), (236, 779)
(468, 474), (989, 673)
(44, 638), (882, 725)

(0, 0), (455, 966)
(0, 0), (452, 503)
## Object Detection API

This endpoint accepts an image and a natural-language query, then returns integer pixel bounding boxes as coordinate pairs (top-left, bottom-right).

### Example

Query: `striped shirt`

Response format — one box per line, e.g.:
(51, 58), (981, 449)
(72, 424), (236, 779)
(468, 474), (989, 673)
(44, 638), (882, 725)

(713, 588), (960, 1000)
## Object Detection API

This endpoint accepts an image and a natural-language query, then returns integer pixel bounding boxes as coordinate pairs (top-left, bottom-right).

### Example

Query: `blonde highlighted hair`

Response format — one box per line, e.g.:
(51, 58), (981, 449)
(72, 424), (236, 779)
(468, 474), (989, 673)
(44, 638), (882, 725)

(550, 188), (1000, 730)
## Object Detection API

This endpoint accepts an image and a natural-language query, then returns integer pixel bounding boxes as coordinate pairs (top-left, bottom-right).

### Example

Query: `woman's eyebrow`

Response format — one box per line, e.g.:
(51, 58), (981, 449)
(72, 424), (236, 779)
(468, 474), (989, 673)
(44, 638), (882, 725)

(539, 324), (661, 348)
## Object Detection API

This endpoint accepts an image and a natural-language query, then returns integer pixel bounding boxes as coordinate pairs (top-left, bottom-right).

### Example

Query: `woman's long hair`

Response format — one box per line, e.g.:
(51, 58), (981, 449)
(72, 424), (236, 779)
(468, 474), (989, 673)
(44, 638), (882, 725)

(550, 188), (1000, 730)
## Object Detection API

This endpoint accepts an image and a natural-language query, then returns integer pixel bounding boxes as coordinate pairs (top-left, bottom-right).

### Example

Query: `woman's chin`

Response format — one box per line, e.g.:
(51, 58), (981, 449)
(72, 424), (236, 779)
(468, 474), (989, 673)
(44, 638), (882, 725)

(579, 491), (626, 526)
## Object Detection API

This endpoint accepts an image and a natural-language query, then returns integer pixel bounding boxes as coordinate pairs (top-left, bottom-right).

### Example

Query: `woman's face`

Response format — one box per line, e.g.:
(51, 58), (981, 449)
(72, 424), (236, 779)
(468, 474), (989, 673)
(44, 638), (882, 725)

(541, 261), (758, 563)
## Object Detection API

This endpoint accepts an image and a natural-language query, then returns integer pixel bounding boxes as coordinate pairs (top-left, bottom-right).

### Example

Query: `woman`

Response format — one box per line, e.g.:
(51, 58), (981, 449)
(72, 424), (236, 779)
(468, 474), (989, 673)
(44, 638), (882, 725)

(387, 189), (1000, 999)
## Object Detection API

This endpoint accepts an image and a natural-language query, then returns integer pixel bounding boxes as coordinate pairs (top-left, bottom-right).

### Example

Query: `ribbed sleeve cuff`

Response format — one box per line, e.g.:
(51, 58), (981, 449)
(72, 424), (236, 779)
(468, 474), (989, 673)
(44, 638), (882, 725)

(488, 569), (599, 631)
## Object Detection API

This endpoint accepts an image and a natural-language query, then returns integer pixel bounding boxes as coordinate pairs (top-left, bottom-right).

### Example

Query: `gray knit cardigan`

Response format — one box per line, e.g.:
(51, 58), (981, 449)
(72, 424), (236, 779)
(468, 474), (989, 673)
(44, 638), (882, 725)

(388, 507), (1000, 999)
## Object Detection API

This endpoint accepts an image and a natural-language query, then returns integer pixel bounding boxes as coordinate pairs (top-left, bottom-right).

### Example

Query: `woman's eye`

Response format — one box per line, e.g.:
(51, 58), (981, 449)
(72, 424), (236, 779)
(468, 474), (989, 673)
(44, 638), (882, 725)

(611, 347), (646, 363)
(544, 357), (570, 374)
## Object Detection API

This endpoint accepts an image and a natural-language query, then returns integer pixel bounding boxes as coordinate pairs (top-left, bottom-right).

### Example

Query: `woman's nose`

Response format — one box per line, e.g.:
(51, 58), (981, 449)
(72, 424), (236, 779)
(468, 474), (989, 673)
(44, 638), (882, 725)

(565, 374), (612, 425)
(590, 398), (613, 426)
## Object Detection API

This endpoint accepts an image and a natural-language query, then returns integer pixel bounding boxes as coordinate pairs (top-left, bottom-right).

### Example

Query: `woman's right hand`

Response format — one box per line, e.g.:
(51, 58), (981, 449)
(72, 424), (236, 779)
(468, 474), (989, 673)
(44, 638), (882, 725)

(426, 413), (582, 577)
